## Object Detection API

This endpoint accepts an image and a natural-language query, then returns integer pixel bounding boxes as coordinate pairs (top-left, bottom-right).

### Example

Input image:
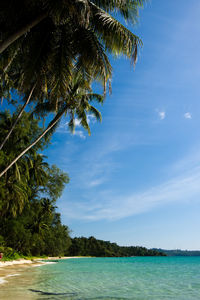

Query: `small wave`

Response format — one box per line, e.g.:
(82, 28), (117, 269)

(32, 262), (56, 267)
(0, 277), (7, 284)
(0, 273), (20, 285)
(6, 273), (20, 278)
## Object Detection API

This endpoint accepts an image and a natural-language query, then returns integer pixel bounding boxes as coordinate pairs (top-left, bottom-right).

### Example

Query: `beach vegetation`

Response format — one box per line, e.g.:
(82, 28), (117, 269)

(0, 1), (161, 259)
(0, 111), (71, 257)
(68, 236), (166, 257)
(0, 0), (145, 177)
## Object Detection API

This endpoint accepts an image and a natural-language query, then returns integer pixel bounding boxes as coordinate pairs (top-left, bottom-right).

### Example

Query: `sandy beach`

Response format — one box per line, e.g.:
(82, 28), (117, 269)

(0, 257), (79, 285)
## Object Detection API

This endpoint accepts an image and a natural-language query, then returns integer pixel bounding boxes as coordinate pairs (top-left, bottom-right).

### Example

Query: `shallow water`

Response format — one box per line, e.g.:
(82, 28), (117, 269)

(1, 257), (200, 300)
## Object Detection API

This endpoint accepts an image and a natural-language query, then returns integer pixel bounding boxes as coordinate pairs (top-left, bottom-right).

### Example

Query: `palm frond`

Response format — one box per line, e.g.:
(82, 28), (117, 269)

(87, 93), (104, 103)
(88, 105), (102, 122)
(90, 2), (142, 65)
(90, 0), (146, 23)
(68, 111), (75, 133)
(74, 27), (112, 93)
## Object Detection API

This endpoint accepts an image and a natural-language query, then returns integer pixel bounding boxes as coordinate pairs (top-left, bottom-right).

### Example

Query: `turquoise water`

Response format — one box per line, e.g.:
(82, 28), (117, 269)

(1, 257), (200, 299)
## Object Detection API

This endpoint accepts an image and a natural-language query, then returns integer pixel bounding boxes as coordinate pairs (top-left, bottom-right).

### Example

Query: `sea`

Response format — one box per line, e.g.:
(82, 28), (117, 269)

(1, 257), (200, 300)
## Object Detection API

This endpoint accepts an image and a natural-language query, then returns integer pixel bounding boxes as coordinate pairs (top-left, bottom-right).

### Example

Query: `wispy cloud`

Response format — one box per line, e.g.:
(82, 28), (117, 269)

(88, 178), (105, 187)
(77, 137), (125, 189)
(73, 130), (86, 139)
(74, 118), (81, 127)
(61, 149), (200, 221)
(184, 112), (192, 119)
(56, 114), (97, 139)
(155, 109), (166, 120)
(158, 111), (166, 120)
(74, 115), (97, 127)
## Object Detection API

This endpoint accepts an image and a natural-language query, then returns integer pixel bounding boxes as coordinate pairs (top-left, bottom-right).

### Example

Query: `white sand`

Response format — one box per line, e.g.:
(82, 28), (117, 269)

(0, 259), (34, 268)
(0, 257), (80, 285)
(0, 259), (53, 285)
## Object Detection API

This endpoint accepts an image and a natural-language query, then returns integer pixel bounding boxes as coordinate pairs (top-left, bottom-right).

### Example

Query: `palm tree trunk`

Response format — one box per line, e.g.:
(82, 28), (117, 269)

(0, 12), (47, 54)
(0, 108), (66, 178)
(0, 84), (36, 151)
(3, 48), (20, 73)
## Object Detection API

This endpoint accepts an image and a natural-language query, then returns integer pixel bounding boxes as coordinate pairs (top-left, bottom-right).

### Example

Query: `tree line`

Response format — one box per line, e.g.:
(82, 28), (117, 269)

(69, 236), (166, 257)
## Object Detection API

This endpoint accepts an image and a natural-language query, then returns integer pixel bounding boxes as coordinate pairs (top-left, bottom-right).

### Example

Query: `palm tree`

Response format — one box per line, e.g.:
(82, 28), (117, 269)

(0, 1), (145, 176)
(0, 7), (113, 148)
(0, 74), (104, 177)
(0, 85), (36, 150)
(0, 151), (31, 217)
(1, 0), (143, 100)
(0, 0), (144, 147)
(0, 1), (145, 54)
(28, 153), (49, 186)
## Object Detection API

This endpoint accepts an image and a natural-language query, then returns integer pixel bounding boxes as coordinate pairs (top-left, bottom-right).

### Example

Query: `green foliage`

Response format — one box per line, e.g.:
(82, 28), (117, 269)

(0, 111), (71, 256)
(0, 110), (49, 216)
(1, 0), (144, 105)
(68, 236), (166, 257)
(0, 1), (144, 176)
(41, 165), (69, 202)
(0, 246), (21, 260)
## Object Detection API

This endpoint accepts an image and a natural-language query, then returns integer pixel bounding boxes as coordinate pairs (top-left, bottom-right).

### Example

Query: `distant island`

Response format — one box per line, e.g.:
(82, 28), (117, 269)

(154, 249), (200, 256)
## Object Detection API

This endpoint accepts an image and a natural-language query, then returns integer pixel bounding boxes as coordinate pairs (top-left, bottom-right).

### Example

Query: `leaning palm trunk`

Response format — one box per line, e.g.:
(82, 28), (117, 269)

(0, 12), (47, 54)
(3, 48), (20, 73)
(0, 107), (66, 178)
(0, 84), (36, 150)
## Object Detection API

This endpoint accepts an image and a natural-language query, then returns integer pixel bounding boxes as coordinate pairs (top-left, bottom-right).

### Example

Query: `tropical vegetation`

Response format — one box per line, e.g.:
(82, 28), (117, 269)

(0, 110), (164, 259)
(0, 111), (71, 257)
(0, 1), (155, 259)
(0, 0), (145, 176)
(69, 236), (166, 257)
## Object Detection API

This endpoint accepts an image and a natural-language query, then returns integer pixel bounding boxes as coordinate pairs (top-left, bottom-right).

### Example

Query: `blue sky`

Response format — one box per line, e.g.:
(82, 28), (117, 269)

(44, 0), (200, 250)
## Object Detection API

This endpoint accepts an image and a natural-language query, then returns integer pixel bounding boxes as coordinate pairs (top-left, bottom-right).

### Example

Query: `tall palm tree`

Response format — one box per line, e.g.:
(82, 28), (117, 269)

(0, 7), (113, 148)
(0, 1), (145, 176)
(0, 85), (36, 150)
(28, 153), (49, 186)
(0, 1), (145, 54)
(1, 0), (144, 99)
(0, 0), (144, 148)
(0, 74), (104, 177)
(0, 151), (31, 217)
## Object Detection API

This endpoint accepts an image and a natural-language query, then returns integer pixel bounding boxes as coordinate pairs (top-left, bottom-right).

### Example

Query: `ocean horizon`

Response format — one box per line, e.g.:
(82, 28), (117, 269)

(1, 256), (200, 299)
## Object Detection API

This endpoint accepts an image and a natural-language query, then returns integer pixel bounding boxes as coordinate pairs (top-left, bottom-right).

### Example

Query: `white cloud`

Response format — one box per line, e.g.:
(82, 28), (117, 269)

(88, 178), (105, 187)
(184, 112), (192, 119)
(158, 111), (166, 120)
(74, 118), (81, 127)
(56, 119), (86, 139)
(73, 130), (86, 139)
(57, 114), (97, 134)
(155, 109), (166, 120)
(87, 114), (96, 124)
(73, 115), (97, 128)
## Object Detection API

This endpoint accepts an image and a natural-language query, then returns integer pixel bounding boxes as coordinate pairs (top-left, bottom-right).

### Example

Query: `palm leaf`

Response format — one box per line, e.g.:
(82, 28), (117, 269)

(90, 0), (146, 23)
(90, 2), (142, 64)
(88, 105), (102, 122)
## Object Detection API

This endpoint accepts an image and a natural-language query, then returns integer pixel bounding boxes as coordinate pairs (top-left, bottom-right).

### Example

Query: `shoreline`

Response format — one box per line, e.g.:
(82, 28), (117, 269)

(0, 257), (79, 285)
